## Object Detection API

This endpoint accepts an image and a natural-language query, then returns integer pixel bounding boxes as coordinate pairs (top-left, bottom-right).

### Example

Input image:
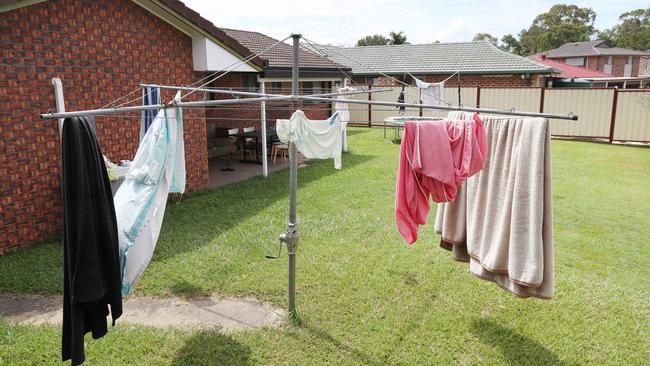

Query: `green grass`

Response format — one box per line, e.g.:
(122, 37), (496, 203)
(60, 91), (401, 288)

(1, 128), (649, 365)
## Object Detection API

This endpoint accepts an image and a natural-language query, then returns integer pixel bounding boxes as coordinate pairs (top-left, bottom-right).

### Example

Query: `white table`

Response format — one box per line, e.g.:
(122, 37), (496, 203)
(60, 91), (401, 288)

(383, 116), (442, 142)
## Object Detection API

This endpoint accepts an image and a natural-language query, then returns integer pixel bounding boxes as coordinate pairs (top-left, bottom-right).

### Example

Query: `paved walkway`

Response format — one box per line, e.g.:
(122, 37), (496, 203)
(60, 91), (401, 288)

(0, 294), (283, 332)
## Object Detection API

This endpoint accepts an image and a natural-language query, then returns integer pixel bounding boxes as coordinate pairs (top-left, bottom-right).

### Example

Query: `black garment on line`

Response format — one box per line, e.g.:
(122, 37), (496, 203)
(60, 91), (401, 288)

(61, 116), (122, 365)
(397, 91), (406, 112)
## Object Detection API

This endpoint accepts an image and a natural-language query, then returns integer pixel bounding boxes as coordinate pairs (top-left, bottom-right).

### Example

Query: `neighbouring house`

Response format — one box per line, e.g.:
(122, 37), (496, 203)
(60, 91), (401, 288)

(0, 0), (347, 253)
(539, 40), (648, 78)
(321, 42), (555, 88)
(528, 55), (613, 88)
(640, 51), (650, 77)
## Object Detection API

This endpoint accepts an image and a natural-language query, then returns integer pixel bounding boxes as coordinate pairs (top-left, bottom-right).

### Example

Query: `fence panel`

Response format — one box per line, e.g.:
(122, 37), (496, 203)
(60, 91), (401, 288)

(613, 91), (650, 142)
(421, 87), (478, 119)
(544, 89), (614, 139)
(479, 88), (541, 113)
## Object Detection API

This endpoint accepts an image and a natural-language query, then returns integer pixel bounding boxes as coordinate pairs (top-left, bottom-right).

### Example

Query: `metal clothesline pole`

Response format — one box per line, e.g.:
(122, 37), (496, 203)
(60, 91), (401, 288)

(139, 83), (392, 98)
(260, 80), (268, 177)
(40, 95), (293, 120)
(41, 92), (579, 121)
(295, 95), (579, 121)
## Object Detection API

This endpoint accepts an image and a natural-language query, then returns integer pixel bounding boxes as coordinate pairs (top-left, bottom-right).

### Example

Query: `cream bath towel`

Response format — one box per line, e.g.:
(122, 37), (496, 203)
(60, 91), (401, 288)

(434, 113), (554, 299)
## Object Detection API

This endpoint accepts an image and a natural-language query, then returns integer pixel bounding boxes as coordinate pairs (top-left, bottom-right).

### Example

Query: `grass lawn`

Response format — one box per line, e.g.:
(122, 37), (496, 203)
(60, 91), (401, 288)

(1, 127), (649, 365)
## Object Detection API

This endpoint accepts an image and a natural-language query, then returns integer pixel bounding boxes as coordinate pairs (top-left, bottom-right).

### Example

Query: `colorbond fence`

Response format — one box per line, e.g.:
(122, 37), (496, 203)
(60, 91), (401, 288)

(349, 86), (650, 143)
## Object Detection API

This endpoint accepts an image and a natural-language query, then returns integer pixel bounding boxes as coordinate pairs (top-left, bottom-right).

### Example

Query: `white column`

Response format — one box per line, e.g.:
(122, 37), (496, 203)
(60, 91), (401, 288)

(260, 81), (268, 177)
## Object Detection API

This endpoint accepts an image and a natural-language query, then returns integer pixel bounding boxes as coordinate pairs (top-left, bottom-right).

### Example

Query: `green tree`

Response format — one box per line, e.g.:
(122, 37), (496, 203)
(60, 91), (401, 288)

(472, 32), (498, 45)
(356, 34), (390, 46)
(600, 8), (650, 50)
(520, 4), (596, 54)
(502, 4), (597, 55)
(500, 34), (525, 55)
(356, 31), (409, 46)
(389, 31), (409, 45)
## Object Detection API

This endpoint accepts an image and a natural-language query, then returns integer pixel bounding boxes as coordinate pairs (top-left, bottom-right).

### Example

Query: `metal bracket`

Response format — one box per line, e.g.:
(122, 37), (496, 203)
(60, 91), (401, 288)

(266, 223), (300, 259)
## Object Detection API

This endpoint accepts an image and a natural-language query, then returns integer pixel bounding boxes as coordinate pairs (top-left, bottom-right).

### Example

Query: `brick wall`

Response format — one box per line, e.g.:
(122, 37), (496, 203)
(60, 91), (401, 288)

(205, 77), (332, 134)
(373, 74), (543, 88)
(0, 0), (211, 253)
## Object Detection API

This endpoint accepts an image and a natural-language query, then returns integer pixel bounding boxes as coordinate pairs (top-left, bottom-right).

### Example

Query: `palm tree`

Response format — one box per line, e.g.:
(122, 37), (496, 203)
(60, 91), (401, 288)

(389, 31), (409, 45)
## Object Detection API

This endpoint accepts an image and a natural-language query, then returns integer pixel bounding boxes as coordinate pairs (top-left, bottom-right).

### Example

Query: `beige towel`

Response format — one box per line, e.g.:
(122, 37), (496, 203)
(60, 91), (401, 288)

(434, 112), (554, 299)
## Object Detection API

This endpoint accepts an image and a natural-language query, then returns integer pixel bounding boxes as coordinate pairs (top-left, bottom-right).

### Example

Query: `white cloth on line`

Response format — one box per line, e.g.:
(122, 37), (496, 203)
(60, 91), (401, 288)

(335, 87), (354, 152)
(276, 110), (342, 169)
(414, 76), (444, 106)
(434, 111), (554, 299)
(114, 91), (185, 295)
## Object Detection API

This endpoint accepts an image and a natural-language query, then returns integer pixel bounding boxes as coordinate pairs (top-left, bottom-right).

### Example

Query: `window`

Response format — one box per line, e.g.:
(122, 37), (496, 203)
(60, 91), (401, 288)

(270, 82), (283, 93)
(302, 81), (323, 95)
(626, 56), (633, 65)
(242, 73), (257, 91)
(565, 57), (585, 67)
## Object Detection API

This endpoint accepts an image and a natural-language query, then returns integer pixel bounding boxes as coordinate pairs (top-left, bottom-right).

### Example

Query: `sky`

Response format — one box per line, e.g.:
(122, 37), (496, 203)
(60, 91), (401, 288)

(181, 0), (648, 46)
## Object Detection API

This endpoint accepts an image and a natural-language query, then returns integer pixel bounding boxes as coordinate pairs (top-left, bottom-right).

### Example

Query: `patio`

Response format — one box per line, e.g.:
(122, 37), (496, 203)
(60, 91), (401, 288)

(208, 154), (306, 188)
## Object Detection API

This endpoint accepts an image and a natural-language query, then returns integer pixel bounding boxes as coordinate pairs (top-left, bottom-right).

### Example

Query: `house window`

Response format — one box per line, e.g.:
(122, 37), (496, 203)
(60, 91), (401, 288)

(270, 82), (283, 93)
(565, 57), (585, 67)
(242, 73), (257, 91)
(302, 81), (323, 95)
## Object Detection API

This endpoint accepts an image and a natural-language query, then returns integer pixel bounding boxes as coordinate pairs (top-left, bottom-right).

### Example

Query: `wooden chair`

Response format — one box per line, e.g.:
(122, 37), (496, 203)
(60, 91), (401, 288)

(221, 128), (240, 171)
(271, 142), (289, 165)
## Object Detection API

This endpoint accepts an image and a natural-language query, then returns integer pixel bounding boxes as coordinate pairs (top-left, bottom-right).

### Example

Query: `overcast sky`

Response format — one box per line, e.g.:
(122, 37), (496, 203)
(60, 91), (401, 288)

(181, 0), (648, 46)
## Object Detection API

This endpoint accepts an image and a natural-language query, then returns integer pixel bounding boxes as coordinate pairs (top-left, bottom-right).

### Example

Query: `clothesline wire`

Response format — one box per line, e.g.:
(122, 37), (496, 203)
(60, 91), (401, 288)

(98, 35), (291, 111)
(301, 36), (452, 107)
(180, 35), (293, 101)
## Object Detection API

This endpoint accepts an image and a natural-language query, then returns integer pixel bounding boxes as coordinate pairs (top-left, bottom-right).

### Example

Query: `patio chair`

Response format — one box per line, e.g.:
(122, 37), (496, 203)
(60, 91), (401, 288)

(271, 142), (289, 165)
(220, 128), (239, 172)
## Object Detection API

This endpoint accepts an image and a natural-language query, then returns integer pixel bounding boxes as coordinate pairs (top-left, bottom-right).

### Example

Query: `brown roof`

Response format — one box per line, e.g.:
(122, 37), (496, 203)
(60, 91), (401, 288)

(221, 28), (350, 71)
(157, 0), (264, 68)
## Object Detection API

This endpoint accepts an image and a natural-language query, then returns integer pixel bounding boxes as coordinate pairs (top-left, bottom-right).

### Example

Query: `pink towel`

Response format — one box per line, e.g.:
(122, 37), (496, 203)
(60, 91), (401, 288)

(395, 114), (487, 244)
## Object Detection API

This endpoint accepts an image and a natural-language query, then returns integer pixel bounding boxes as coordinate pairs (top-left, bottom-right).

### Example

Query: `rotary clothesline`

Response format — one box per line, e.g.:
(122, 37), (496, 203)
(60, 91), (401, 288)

(40, 34), (579, 325)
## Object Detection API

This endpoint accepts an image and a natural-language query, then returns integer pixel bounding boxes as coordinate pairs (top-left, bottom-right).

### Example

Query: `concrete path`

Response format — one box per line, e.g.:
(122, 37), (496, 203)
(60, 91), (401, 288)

(0, 294), (284, 332)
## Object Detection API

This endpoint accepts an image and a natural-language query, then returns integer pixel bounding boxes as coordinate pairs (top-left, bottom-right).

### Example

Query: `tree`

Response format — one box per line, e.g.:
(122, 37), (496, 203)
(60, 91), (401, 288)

(519, 4), (596, 54)
(356, 31), (409, 46)
(356, 34), (390, 46)
(389, 31), (409, 45)
(472, 32), (498, 45)
(500, 4), (597, 55)
(500, 34), (525, 55)
(600, 8), (650, 50)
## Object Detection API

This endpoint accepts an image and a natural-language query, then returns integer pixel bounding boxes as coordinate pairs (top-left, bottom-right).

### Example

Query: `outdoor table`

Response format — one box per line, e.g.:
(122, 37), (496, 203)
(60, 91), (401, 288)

(383, 116), (443, 142)
(232, 129), (278, 163)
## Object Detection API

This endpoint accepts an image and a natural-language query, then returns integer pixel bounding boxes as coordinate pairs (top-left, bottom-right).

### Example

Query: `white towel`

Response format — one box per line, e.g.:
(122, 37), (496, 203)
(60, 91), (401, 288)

(434, 113), (554, 299)
(414, 77), (444, 106)
(276, 110), (342, 169)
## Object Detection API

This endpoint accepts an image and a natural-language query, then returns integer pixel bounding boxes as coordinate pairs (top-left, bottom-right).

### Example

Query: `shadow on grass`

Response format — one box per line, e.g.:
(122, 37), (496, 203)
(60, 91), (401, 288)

(471, 318), (569, 365)
(0, 152), (376, 294)
(171, 330), (251, 366)
(170, 280), (212, 300)
(345, 128), (372, 136)
(300, 322), (383, 366)
(153, 152), (376, 262)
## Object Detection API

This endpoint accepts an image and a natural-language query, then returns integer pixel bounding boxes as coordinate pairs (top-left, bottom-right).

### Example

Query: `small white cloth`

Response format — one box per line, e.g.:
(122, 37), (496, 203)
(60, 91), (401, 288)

(335, 87), (353, 152)
(276, 110), (342, 169)
(414, 77), (444, 106)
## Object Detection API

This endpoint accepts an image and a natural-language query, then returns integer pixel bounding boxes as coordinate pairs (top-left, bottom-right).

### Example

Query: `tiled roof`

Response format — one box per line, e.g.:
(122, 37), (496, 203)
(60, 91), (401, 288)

(320, 42), (554, 75)
(157, 0), (264, 68)
(528, 55), (612, 79)
(221, 28), (349, 71)
(541, 40), (650, 58)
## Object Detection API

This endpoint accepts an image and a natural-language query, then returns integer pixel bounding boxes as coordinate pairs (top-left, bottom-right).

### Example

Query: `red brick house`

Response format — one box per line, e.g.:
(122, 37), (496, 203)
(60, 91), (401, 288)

(0, 0), (347, 253)
(539, 40), (649, 78)
(322, 42), (555, 88)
